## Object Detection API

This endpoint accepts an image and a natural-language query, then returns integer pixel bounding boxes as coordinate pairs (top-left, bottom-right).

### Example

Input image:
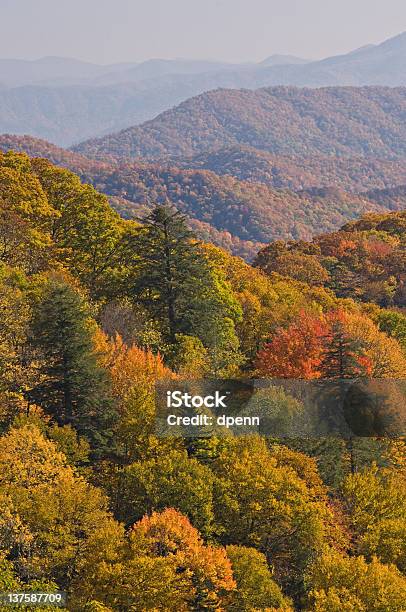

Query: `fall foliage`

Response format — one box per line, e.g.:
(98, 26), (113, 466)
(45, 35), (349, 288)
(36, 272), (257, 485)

(0, 149), (404, 610)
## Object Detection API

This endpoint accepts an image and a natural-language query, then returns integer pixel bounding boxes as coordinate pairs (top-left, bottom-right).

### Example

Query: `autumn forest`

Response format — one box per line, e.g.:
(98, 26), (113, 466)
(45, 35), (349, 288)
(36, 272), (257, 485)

(0, 134), (404, 610)
(0, 25), (406, 610)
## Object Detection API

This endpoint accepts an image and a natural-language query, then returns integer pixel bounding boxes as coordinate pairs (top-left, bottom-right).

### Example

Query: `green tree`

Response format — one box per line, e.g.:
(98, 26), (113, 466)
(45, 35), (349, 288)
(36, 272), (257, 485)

(31, 159), (132, 299)
(0, 265), (34, 426)
(28, 277), (117, 456)
(376, 309), (406, 354)
(119, 450), (216, 536)
(359, 518), (406, 573)
(168, 334), (209, 377)
(321, 312), (368, 379)
(128, 205), (242, 373)
(211, 437), (343, 596)
(341, 466), (406, 540)
(340, 462), (406, 586)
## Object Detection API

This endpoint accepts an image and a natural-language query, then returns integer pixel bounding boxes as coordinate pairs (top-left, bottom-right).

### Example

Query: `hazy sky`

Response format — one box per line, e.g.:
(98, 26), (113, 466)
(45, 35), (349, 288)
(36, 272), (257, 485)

(1, 0), (405, 64)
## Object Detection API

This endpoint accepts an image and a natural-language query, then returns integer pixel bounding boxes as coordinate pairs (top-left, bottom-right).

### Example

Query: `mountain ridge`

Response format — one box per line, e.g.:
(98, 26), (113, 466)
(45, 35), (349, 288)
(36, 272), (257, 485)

(1, 32), (406, 145)
(73, 86), (406, 161)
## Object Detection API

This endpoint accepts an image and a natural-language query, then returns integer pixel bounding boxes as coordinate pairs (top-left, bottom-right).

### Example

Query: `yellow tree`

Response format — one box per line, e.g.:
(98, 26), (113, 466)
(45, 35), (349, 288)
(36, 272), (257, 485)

(86, 508), (236, 611)
(344, 311), (406, 378)
(94, 330), (178, 463)
(305, 548), (406, 611)
(341, 466), (406, 573)
(226, 545), (292, 611)
(129, 508), (236, 611)
(211, 436), (345, 596)
(0, 425), (124, 589)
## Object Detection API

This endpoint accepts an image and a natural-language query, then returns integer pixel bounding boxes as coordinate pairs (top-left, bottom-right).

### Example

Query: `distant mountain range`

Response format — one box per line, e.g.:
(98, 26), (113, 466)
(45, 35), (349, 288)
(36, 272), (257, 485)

(0, 57), (247, 88)
(1, 32), (406, 145)
(260, 55), (310, 67)
(3, 63), (406, 261)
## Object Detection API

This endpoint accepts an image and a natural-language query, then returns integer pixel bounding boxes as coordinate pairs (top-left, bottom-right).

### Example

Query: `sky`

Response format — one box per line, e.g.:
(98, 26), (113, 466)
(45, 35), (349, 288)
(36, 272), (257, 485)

(0, 0), (405, 64)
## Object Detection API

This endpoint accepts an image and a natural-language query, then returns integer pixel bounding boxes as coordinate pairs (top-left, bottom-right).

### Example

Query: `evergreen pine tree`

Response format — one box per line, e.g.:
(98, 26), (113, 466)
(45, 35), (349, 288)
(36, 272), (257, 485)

(28, 277), (118, 457)
(321, 315), (367, 379)
(321, 313), (371, 475)
(130, 205), (242, 374)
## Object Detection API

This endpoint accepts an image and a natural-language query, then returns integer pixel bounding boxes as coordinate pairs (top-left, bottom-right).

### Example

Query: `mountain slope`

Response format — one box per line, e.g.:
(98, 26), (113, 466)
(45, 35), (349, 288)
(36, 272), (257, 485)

(0, 56), (238, 88)
(0, 135), (390, 260)
(74, 86), (406, 161)
(252, 32), (406, 88)
(2, 32), (406, 90)
(255, 207), (406, 307)
(5, 134), (406, 194)
(366, 184), (406, 210)
(178, 146), (406, 193)
(0, 56), (113, 87)
(0, 78), (217, 146)
(0, 69), (281, 146)
(260, 55), (310, 66)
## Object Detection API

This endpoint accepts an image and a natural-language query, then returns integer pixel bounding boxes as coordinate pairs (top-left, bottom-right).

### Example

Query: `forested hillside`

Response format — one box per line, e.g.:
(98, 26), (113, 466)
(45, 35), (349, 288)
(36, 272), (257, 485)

(0, 149), (405, 610)
(77, 167), (384, 247)
(74, 86), (406, 161)
(254, 209), (406, 311)
(179, 145), (406, 193)
(2, 135), (405, 260)
(4, 134), (406, 193)
(366, 183), (406, 209)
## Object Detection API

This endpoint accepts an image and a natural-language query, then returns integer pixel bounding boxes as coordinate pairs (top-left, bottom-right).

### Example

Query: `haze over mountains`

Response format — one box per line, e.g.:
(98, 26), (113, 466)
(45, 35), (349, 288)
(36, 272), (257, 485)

(0, 57), (246, 88)
(2, 31), (406, 260)
(1, 31), (406, 145)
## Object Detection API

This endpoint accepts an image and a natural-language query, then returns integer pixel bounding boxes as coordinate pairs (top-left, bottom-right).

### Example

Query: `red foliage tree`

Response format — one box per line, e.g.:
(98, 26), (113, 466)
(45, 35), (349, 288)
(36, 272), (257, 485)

(255, 311), (328, 379)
